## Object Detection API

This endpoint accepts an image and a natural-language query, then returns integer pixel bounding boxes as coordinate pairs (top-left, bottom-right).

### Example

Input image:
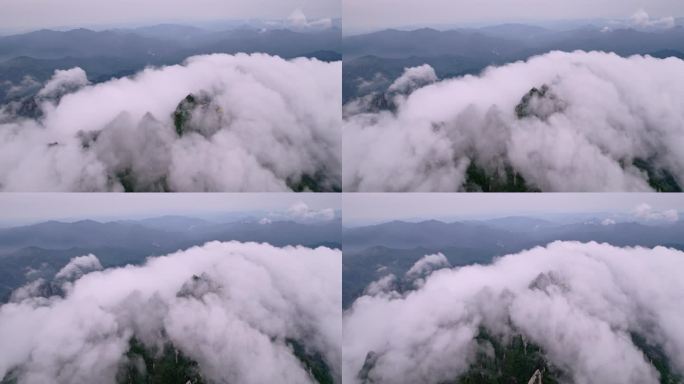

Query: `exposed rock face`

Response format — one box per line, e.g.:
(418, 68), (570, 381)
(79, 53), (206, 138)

(631, 157), (682, 192)
(357, 351), (379, 383)
(0, 97), (43, 121)
(528, 369), (543, 384)
(92, 111), (174, 192)
(116, 338), (205, 384)
(172, 92), (224, 138)
(464, 162), (538, 192)
(176, 273), (221, 299)
(514, 84), (566, 120)
(528, 272), (569, 294)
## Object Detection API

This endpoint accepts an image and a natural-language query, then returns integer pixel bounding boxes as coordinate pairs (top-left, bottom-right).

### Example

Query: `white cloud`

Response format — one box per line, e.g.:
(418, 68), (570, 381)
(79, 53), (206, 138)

(633, 203), (679, 222)
(0, 241), (341, 384)
(343, 242), (684, 383)
(0, 53), (341, 191)
(387, 64), (438, 96)
(4, 76), (41, 100)
(364, 274), (398, 297)
(36, 68), (89, 100)
(287, 201), (336, 221)
(54, 254), (103, 282)
(630, 9), (675, 29)
(287, 9), (333, 30)
(404, 252), (450, 280)
(343, 51), (684, 192)
(601, 218), (616, 226)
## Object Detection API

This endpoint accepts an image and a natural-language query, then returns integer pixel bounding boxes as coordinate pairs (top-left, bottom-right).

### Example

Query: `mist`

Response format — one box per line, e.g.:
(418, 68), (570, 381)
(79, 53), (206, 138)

(0, 53), (341, 191)
(343, 241), (684, 383)
(0, 241), (341, 383)
(344, 51), (684, 191)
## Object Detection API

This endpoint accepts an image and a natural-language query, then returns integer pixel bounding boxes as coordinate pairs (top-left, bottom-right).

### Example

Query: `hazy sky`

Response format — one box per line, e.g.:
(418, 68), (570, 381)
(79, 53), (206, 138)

(344, 0), (684, 32)
(0, 193), (340, 224)
(0, 0), (339, 31)
(344, 194), (684, 224)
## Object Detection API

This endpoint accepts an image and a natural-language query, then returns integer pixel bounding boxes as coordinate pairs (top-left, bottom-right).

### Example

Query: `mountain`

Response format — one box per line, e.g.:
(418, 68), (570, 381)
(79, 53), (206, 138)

(0, 217), (341, 300)
(128, 24), (208, 42)
(0, 220), (178, 252)
(343, 54), (485, 100)
(477, 216), (555, 232)
(342, 218), (684, 308)
(477, 23), (551, 40)
(0, 28), (180, 61)
(649, 49), (684, 59)
(0, 26), (341, 104)
(0, 26), (342, 62)
(343, 220), (528, 252)
(345, 218), (684, 255)
(124, 215), (212, 232)
(343, 28), (524, 60)
(343, 25), (684, 102)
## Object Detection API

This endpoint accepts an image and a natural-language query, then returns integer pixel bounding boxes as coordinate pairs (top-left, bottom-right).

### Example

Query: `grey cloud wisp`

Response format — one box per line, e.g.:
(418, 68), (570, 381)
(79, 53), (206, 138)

(343, 241), (684, 383)
(0, 53), (341, 191)
(0, 241), (342, 383)
(344, 51), (684, 192)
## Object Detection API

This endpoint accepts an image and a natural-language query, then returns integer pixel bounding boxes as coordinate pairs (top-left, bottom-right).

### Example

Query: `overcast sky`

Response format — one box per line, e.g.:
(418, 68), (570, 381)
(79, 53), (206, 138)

(344, 0), (684, 32)
(0, 193), (340, 224)
(0, 0), (339, 31)
(344, 193), (684, 224)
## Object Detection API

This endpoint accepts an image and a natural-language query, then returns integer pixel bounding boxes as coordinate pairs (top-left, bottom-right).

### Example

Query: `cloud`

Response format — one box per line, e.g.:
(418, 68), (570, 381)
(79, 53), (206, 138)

(36, 68), (89, 100)
(287, 201), (336, 221)
(364, 274), (398, 297)
(0, 53), (341, 191)
(54, 254), (103, 281)
(601, 218), (616, 226)
(387, 64), (438, 96)
(3, 76), (41, 100)
(0, 241), (341, 384)
(633, 203), (679, 222)
(343, 241), (684, 383)
(287, 9), (333, 30)
(343, 51), (684, 191)
(404, 252), (450, 280)
(630, 9), (675, 29)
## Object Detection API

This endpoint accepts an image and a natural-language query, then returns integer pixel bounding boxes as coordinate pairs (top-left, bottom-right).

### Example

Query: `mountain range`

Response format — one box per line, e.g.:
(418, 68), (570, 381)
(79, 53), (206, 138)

(343, 24), (684, 101)
(0, 24), (341, 103)
(0, 216), (341, 301)
(343, 217), (684, 308)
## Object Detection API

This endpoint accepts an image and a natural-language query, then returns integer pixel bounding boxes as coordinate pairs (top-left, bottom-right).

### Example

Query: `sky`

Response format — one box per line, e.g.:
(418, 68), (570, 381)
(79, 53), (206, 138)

(344, 0), (684, 33)
(343, 193), (684, 224)
(0, 193), (340, 224)
(0, 0), (339, 31)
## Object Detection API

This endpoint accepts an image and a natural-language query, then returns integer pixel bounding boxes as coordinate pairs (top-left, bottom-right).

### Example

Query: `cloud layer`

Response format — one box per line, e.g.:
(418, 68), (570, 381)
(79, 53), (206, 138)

(343, 241), (684, 383)
(0, 53), (341, 191)
(633, 203), (679, 222)
(344, 51), (684, 191)
(0, 241), (341, 384)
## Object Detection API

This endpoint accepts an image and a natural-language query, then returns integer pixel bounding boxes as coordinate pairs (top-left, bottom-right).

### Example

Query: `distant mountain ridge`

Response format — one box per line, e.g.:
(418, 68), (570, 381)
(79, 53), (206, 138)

(0, 25), (341, 103)
(342, 218), (684, 308)
(0, 216), (342, 301)
(343, 25), (684, 101)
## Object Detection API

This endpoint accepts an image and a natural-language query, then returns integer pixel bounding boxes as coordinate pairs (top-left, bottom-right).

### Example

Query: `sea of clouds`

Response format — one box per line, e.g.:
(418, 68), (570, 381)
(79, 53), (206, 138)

(344, 51), (684, 191)
(0, 241), (342, 384)
(343, 241), (684, 383)
(0, 53), (341, 191)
